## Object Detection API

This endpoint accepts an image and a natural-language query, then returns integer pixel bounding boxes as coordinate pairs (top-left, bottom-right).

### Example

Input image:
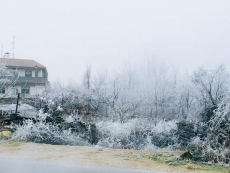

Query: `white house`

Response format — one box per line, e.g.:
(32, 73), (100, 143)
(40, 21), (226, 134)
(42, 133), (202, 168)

(0, 57), (49, 99)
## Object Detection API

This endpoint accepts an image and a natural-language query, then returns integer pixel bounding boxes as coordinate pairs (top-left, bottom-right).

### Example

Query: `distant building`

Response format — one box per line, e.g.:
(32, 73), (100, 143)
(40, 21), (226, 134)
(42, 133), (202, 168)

(0, 57), (49, 99)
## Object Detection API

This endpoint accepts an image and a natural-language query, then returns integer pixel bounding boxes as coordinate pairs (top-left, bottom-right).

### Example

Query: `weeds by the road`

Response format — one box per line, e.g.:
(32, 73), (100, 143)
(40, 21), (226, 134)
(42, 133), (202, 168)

(115, 150), (230, 173)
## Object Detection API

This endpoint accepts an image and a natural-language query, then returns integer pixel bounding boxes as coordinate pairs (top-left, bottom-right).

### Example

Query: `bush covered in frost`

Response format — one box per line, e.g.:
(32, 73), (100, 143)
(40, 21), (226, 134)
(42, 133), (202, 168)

(96, 118), (178, 150)
(196, 97), (230, 163)
(11, 113), (89, 146)
(180, 96), (230, 164)
(11, 115), (179, 149)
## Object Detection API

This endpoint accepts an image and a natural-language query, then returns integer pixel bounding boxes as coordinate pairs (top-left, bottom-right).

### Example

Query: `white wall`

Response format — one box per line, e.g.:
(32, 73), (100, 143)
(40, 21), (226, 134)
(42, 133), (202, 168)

(1, 85), (45, 99)
(17, 69), (25, 77)
(27, 85), (45, 96)
(37, 86), (45, 95)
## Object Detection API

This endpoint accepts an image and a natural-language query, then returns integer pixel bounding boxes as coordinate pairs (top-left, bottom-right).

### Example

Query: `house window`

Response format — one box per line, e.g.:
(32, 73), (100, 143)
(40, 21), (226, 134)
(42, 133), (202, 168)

(21, 87), (30, 94)
(0, 88), (5, 94)
(38, 70), (43, 77)
(25, 70), (32, 77)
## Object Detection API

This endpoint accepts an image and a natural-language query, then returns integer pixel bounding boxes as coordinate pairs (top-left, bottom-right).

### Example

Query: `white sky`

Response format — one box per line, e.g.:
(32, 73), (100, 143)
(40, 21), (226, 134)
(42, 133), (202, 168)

(0, 0), (230, 84)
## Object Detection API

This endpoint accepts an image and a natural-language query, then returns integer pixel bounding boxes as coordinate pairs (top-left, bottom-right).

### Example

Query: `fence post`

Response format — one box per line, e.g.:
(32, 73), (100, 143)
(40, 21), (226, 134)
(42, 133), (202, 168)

(15, 93), (20, 114)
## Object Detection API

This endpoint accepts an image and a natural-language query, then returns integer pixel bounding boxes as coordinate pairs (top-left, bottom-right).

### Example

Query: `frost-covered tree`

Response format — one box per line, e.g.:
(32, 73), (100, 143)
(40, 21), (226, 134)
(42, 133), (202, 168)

(137, 59), (186, 120)
(0, 63), (18, 99)
(106, 71), (143, 122)
(191, 65), (229, 122)
(192, 65), (229, 108)
(178, 74), (197, 119)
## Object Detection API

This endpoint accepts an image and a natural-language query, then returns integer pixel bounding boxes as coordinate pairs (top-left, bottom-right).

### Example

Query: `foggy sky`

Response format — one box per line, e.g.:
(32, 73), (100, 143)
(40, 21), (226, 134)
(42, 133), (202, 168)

(1, 0), (230, 84)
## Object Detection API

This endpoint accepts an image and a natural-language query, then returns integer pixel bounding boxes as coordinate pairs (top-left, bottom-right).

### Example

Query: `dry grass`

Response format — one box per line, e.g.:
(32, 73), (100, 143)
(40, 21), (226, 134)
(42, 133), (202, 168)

(0, 141), (229, 173)
(0, 131), (12, 139)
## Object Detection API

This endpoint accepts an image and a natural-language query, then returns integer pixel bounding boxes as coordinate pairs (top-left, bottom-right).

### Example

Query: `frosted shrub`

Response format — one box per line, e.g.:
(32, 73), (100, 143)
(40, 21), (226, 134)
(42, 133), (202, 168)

(143, 134), (158, 151)
(201, 97), (230, 163)
(11, 112), (178, 149)
(11, 113), (89, 146)
(184, 96), (230, 163)
(96, 118), (178, 150)
(96, 120), (135, 148)
(190, 136), (203, 146)
(11, 119), (34, 141)
(64, 114), (76, 123)
(36, 110), (50, 121)
(151, 120), (177, 134)
(149, 120), (178, 148)
(57, 105), (63, 111)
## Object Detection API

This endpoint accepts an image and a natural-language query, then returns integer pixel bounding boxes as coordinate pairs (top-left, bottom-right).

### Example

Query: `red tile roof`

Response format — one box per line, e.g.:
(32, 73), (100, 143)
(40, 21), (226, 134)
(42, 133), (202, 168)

(0, 58), (46, 68)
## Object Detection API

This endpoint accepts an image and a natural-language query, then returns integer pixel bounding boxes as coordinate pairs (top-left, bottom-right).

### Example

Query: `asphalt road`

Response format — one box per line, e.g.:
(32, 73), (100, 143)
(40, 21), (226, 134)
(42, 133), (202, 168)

(0, 158), (172, 173)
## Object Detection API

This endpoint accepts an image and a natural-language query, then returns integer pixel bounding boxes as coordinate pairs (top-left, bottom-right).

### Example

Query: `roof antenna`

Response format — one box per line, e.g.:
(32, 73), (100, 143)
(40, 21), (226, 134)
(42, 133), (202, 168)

(12, 36), (15, 59)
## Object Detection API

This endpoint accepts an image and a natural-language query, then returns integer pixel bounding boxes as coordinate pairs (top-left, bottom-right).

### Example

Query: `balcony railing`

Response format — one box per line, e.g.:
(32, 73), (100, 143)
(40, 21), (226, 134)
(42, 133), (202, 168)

(0, 75), (48, 84)
(17, 76), (48, 83)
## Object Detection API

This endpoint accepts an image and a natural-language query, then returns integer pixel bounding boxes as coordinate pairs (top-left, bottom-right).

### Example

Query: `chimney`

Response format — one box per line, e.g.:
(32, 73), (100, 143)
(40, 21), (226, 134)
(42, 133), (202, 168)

(4, 52), (10, 58)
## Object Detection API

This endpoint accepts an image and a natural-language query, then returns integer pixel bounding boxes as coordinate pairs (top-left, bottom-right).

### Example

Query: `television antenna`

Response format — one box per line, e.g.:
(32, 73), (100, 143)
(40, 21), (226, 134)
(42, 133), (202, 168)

(1, 45), (3, 58)
(12, 36), (15, 59)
